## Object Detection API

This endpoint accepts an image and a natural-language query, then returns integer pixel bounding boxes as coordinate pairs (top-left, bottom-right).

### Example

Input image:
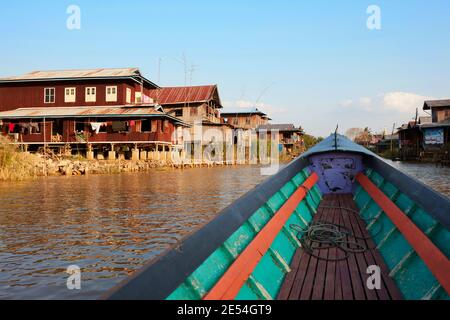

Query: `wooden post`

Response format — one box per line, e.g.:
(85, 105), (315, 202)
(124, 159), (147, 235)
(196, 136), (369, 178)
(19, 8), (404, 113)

(86, 143), (94, 160)
(108, 144), (116, 160)
(390, 123), (396, 157)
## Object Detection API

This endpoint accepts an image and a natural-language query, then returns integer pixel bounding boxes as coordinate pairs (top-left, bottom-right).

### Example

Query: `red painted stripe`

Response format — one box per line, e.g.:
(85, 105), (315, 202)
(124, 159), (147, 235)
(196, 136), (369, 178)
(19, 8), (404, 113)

(204, 173), (319, 300)
(356, 173), (450, 295)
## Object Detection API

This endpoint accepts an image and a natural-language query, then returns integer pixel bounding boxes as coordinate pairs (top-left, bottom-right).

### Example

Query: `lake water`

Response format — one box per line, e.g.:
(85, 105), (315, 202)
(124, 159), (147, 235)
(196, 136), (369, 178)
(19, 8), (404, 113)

(386, 160), (450, 198)
(0, 161), (448, 299)
(0, 166), (268, 299)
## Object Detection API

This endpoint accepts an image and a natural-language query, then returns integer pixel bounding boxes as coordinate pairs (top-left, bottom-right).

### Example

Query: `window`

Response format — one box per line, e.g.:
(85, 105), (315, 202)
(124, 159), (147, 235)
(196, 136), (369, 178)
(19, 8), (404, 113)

(246, 117), (251, 125)
(85, 87), (96, 102)
(44, 88), (55, 103)
(75, 121), (85, 132)
(175, 109), (183, 117)
(141, 120), (152, 132)
(126, 88), (132, 104)
(106, 86), (117, 102)
(135, 91), (142, 103)
(99, 123), (107, 133)
(65, 88), (76, 103)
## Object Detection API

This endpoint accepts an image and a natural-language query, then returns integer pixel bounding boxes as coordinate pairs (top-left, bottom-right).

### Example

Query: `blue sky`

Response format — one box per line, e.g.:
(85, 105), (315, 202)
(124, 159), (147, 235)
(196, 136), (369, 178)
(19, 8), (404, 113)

(1, 0), (449, 136)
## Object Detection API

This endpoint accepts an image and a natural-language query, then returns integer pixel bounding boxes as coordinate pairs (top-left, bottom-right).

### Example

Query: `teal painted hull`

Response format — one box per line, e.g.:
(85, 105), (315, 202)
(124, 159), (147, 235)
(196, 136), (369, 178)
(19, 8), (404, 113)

(104, 134), (450, 301)
(354, 169), (450, 300)
(168, 168), (322, 300)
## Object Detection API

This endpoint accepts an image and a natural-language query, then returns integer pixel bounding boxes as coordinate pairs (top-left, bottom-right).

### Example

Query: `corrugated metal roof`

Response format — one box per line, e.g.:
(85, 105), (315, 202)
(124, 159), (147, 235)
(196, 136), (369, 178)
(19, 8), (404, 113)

(0, 105), (170, 119)
(148, 85), (218, 105)
(257, 124), (302, 132)
(420, 121), (450, 129)
(423, 99), (450, 110)
(0, 68), (141, 81)
(0, 68), (160, 88)
(221, 107), (269, 117)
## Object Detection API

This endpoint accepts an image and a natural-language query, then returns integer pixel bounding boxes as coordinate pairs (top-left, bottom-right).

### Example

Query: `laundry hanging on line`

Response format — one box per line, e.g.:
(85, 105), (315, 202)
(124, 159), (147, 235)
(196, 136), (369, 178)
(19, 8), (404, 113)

(90, 122), (104, 134)
(30, 123), (40, 133)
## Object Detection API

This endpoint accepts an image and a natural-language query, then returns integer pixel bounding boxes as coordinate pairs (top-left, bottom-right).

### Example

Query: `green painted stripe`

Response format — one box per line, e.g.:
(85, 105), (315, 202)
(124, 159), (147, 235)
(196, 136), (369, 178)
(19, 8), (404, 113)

(167, 170), (321, 300)
(353, 170), (450, 300)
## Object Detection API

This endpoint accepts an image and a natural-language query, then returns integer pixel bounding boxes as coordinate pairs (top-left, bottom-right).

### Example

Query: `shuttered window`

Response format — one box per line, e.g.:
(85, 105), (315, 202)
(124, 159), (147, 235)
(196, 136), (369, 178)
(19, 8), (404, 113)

(135, 92), (142, 103)
(106, 86), (117, 102)
(44, 88), (55, 103)
(85, 87), (96, 102)
(65, 88), (76, 103)
(126, 88), (132, 104)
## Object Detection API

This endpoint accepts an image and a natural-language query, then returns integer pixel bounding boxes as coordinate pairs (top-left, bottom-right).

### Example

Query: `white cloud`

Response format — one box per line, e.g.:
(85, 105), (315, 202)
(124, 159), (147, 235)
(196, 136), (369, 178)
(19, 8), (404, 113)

(341, 92), (433, 114)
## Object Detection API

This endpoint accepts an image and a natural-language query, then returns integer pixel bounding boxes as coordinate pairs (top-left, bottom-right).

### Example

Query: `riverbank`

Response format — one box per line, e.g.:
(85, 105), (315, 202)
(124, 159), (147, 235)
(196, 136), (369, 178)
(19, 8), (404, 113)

(0, 137), (40, 181)
(0, 136), (176, 181)
(0, 136), (299, 181)
(0, 151), (188, 180)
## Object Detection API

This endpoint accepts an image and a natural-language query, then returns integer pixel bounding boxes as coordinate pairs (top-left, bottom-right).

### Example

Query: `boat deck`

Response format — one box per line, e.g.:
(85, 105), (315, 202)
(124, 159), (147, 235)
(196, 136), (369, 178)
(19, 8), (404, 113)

(278, 194), (403, 300)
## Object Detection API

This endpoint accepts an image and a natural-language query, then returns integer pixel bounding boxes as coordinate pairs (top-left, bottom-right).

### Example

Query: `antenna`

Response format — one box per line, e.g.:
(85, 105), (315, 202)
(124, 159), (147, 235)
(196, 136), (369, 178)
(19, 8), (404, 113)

(185, 62), (198, 112)
(255, 82), (275, 106)
(415, 107), (419, 125)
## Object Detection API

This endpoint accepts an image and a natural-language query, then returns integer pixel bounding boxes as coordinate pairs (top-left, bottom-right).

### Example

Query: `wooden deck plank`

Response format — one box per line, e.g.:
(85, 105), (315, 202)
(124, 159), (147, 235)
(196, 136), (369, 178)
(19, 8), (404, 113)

(345, 195), (403, 300)
(287, 251), (310, 300)
(278, 193), (403, 300)
(323, 195), (338, 300)
(311, 207), (331, 300)
(338, 195), (366, 300)
(277, 249), (302, 300)
(312, 195), (338, 300)
(335, 204), (355, 300)
(339, 194), (378, 301)
(343, 194), (391, 300)
(299, 203), (325, 300)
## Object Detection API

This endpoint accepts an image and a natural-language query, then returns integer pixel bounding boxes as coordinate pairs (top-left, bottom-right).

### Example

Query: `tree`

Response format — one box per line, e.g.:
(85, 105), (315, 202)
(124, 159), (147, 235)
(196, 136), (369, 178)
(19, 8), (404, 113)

(345, 128), (364, 141)
(354, 127), (373, 146)
(303, 134), (323, 151)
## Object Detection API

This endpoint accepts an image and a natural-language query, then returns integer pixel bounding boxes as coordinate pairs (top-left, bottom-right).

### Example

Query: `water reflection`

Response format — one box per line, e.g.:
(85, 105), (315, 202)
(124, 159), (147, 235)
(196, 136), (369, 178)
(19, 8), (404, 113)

(386, 160), (450, 198)
(0, 166), (267, 299)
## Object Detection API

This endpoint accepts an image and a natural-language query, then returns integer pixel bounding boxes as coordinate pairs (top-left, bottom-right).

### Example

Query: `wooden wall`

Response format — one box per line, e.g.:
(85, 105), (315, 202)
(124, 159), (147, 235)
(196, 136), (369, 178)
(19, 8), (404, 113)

(0, 79), (156, 111)
(1, 118), (177, 144)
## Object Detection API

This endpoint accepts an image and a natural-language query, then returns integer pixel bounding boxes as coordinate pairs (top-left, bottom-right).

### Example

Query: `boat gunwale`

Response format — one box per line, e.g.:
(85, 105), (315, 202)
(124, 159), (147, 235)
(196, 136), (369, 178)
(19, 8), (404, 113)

(364, 156), (450, 230)
(103, 133), (450, 300)
(102, 157), (311, 300)
(303, 134), (450, 229)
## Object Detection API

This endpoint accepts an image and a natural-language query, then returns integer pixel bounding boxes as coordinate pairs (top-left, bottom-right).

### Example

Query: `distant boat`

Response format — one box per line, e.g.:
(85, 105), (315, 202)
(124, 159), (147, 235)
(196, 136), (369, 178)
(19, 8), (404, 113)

(103, 134), (450, 300)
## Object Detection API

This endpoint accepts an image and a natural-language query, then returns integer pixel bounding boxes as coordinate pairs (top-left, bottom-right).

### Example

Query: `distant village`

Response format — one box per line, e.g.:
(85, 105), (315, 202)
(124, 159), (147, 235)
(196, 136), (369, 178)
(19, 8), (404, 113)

(2, 67), (447, 167)
(349, 99), (450, 166)
(0, 68), (305, 164)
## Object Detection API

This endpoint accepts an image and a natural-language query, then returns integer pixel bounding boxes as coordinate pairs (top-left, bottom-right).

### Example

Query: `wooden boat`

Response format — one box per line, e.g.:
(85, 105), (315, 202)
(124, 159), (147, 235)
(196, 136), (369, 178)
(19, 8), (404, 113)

(104, 134), (450, 300)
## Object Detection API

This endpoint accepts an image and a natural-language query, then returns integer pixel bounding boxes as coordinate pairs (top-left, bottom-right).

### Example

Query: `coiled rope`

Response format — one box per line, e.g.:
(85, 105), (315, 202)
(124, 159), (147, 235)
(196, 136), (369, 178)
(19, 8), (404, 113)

(290, 187), (382, 261)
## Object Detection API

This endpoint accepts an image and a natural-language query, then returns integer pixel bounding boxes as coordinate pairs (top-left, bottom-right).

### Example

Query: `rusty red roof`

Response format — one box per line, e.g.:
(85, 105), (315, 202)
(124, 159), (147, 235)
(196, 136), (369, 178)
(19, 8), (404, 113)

(148, 85), (220, 106)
